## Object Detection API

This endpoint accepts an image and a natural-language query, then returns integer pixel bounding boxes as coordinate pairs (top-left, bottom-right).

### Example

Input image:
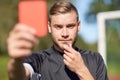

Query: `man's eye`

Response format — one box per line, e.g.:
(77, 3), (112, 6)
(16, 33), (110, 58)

(54, 25), (62, 29)
(68, 25), (75, 29)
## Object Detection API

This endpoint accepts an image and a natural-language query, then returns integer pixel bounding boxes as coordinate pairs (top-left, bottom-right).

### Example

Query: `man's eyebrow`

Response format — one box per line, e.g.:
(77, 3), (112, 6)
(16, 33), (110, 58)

(67, 23), (76, 26)
(53, 24), (62, 26)
(53, 23), (77, 27)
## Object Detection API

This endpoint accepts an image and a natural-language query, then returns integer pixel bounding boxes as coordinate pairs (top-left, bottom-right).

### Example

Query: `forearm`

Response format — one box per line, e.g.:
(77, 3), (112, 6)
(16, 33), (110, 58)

(8, 58), (28, 80)
(76, 66), (94, 80)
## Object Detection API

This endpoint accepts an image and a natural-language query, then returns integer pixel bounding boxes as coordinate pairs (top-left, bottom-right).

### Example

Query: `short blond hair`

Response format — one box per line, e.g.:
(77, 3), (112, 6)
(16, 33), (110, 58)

(49, 1), (79, 22)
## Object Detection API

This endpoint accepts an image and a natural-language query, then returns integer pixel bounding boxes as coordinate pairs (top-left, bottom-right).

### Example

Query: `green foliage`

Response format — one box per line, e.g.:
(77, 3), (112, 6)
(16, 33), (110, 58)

(0, 55), (9, 80)
(87, 0), (120, 76)
(0, 0), (19, 54)
(86, 0), (120, 23)
(106, 22), (120, 75)
(75, 35), (97, 51)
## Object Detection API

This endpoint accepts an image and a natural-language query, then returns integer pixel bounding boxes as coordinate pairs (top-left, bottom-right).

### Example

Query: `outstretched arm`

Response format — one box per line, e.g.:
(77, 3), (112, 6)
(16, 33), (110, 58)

(7, 24), (38, 80)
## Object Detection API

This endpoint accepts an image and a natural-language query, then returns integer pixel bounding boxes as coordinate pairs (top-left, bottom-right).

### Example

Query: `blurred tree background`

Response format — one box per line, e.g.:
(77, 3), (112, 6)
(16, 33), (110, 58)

(86, 0), (120, 79)
(86, 0), (120, 23)
(0, 0), (120, 80)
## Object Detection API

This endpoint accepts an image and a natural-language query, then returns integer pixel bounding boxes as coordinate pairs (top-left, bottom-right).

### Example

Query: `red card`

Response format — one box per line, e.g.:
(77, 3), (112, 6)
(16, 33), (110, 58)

(18, 0), (48, 37)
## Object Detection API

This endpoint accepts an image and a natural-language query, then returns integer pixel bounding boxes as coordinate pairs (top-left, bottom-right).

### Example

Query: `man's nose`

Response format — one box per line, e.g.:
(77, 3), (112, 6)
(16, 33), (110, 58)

(61, 27), (69, 38)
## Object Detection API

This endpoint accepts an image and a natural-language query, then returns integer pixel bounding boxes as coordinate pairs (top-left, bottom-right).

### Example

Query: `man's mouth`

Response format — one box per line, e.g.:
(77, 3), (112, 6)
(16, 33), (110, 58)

(59, 40), (70, 41)
(59, 40), (70, 42)
(58, 39), (71, 44)
(59, 39), (71, 41)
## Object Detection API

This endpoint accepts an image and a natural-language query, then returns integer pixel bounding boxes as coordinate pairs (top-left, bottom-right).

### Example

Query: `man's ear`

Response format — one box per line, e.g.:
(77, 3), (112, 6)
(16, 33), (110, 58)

(48, 21), (51, 33)
(77, 21), (80, 32)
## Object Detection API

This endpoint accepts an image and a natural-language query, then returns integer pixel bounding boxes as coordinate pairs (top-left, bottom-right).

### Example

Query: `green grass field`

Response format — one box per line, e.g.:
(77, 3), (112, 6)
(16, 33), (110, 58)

(0, 55), (9, 80)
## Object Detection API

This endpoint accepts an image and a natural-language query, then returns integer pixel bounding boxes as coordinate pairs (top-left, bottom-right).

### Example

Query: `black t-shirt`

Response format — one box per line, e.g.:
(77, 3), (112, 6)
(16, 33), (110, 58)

(24, 46), (108, 80)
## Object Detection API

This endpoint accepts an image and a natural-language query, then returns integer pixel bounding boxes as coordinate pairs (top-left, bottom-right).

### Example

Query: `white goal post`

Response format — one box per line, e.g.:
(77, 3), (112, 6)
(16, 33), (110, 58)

(97, 10), (120, 64)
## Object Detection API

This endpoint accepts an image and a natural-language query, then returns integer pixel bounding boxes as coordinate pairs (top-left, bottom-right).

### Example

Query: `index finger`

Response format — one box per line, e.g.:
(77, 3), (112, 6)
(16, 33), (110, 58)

(13, 23), (36, 35)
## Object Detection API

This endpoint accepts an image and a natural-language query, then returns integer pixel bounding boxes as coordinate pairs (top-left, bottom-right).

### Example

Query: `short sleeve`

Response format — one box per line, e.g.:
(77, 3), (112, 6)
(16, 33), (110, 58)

(24, 53), (44, 74)
(24, 53), (44, 80)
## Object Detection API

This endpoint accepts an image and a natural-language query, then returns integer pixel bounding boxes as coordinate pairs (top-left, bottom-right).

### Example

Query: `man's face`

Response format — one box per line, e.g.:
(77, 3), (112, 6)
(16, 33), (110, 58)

(48, 11), (80, 51)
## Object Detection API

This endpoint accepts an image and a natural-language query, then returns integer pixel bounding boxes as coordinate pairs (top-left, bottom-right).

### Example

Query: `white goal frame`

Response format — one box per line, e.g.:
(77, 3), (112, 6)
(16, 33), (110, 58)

(97, 10), (120, 64)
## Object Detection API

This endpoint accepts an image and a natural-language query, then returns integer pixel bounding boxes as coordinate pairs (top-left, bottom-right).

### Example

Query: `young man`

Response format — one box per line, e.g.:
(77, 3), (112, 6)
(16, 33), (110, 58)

(7, 1), (108, 80)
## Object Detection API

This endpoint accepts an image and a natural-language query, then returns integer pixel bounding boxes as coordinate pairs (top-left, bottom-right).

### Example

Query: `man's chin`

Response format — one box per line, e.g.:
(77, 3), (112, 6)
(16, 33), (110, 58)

(57, 45), (65, 52)
(58, 44), (70, 51)
(54, 42), (72, 52)
(53, 44), (64, 52)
